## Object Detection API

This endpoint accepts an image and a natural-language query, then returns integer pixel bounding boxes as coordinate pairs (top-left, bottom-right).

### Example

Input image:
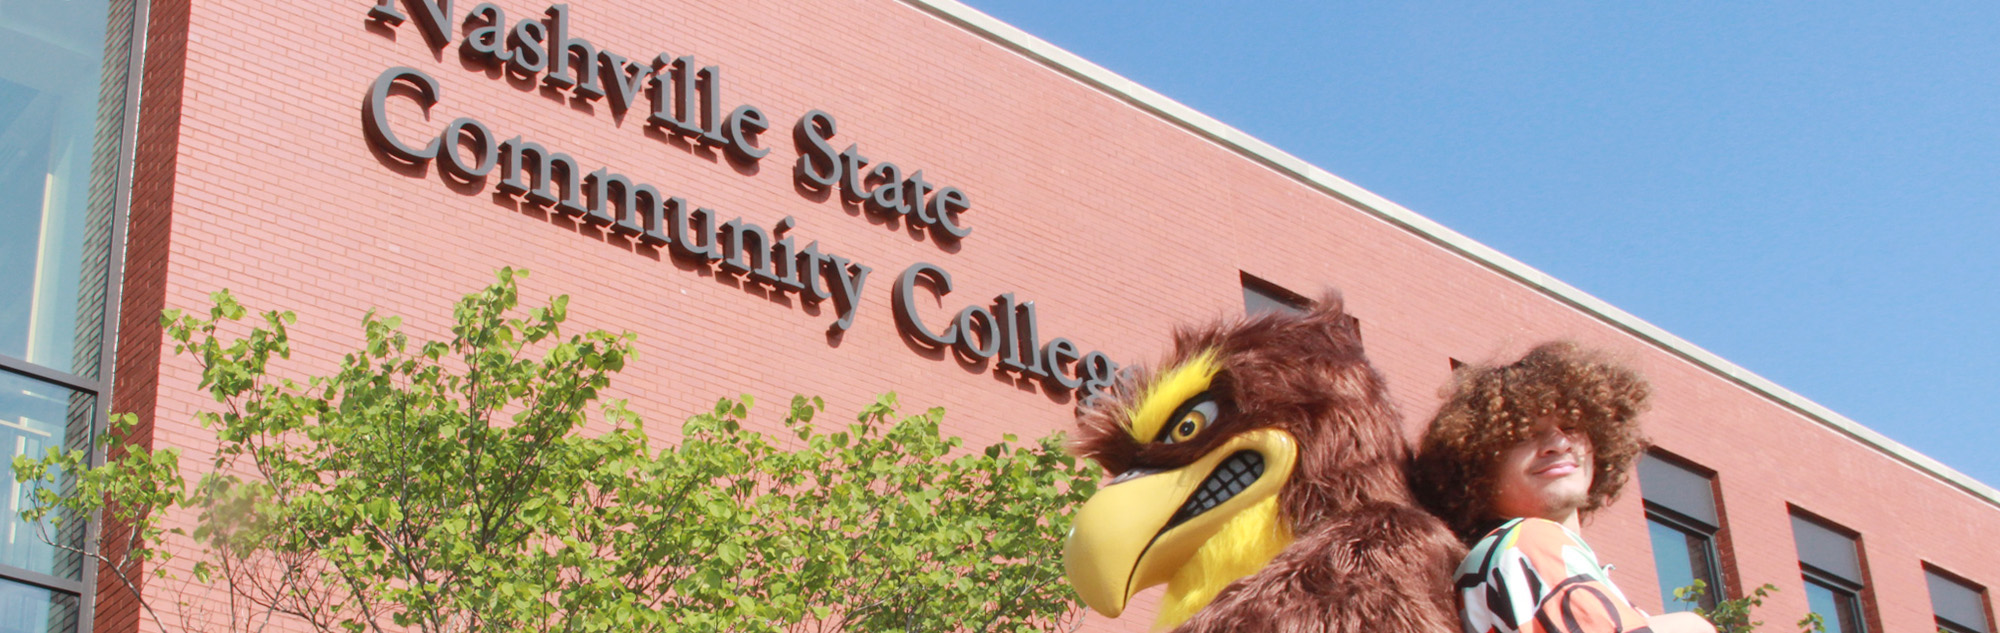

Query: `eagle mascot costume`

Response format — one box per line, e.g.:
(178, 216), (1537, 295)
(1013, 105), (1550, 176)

(1063, 295), (1464, 632)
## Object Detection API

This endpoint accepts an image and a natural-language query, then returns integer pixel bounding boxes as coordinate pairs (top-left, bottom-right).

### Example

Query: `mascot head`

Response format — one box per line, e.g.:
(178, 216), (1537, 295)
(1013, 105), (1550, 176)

(1063, 294), (1417, 629)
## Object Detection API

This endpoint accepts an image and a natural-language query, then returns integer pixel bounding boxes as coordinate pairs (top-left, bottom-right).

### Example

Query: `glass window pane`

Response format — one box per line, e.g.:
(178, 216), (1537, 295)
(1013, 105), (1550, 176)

(1648, 518), (1717, 612)
(1241, 274), (1310, 316)
(0, 576), (80, 633)
(1243, 286), (1305, 316)
(0, 0), (133, 377)
(1804, 581), (1839, 632)
(1805, 578), (1866, 633)
(1650, 519), (1699, 611)
(0, 371), (90, 580)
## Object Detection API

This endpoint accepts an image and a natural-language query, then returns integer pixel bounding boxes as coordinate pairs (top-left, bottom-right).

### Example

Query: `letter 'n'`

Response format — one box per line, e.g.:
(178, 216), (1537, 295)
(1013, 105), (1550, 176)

(370, 0), (454, 48)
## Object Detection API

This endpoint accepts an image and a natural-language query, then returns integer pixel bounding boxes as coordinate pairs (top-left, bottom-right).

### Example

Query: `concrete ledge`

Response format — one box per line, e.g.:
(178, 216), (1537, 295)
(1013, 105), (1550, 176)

(902, 0), (2000, 508)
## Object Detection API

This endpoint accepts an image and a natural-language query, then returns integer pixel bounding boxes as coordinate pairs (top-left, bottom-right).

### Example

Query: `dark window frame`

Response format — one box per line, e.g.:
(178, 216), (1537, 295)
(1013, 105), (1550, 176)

(1943, 619), (1987, 633)
(1644, 500), (1724, 611)
(1239, 272), (1312, 316)
(1638, 451), (1728, 613)
(0, 0), (148, 632)
(1801, 568), (1868, 633)
(1790, 509), (1877, 633)
(1926, 564), (1994, 633)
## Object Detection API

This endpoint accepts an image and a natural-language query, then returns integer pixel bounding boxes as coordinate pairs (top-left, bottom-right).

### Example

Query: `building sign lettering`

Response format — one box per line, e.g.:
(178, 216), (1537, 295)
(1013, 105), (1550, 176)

(364, 0), (1115, 402)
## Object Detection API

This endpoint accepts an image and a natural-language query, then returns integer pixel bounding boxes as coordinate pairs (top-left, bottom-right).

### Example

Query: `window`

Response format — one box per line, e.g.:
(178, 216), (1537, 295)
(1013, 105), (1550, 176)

(0, 373), (90, 579)
(1792, 512), (1869, 633)
(0, 1), (139, 632)
(1639, 452), (1725, 612)
(0, 579), (80, 633)
(1927, 566), (1992, 633)
(0, 0), (135, 377)
(1803, 579), (1866, 633)
(1240, 273), (1310, 316)
(1238, 273), (1365, 341)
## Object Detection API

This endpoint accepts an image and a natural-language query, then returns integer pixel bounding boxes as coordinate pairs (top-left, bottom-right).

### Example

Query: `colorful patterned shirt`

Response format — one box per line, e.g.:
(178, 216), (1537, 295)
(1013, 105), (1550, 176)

(1453, 518), (1652, 633)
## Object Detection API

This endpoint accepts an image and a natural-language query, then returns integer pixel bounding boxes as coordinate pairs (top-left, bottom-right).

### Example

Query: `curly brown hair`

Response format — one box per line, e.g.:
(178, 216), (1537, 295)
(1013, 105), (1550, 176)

(1411, 341), (1651, 541)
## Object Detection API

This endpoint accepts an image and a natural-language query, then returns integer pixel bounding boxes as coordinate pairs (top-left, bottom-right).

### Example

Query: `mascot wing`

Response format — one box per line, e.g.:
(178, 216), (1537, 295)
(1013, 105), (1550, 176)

(1064, 296), (1464, 633)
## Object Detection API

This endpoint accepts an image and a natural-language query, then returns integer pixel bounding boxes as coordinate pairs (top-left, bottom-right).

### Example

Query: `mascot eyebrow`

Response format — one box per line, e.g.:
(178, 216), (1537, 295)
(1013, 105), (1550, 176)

(1125, 349), (1223, 443)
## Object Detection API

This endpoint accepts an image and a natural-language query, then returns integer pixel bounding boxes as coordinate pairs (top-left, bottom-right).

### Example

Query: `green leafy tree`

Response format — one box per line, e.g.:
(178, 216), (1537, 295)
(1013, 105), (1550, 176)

(14, 270), (1097, 633)
(1675, 581), (1828, 633)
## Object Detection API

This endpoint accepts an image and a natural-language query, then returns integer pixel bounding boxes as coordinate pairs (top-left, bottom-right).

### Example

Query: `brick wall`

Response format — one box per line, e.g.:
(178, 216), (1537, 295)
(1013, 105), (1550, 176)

(111, 0), (2000, 631)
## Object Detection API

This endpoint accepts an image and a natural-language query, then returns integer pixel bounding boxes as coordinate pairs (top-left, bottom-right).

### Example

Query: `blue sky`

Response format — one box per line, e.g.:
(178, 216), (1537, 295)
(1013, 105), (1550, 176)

(958, 1), (2000, 488)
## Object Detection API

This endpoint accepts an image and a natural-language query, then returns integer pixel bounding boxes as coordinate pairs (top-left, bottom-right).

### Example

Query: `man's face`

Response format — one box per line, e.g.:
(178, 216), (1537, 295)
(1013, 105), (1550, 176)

(1490, 416), (1595, 522)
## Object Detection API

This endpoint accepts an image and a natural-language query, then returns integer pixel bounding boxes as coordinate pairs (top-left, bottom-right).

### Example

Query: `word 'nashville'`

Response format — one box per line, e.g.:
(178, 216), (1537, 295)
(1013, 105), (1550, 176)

(372, 1), (766, 160)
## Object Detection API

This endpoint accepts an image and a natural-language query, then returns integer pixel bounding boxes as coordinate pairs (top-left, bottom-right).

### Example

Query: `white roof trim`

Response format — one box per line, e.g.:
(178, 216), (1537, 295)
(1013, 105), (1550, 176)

(903, 0), (2000, 508)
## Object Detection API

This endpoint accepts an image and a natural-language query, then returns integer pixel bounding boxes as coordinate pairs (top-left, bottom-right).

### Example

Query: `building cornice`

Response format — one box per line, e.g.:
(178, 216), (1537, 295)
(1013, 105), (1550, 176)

(901, 0), (2000, 509)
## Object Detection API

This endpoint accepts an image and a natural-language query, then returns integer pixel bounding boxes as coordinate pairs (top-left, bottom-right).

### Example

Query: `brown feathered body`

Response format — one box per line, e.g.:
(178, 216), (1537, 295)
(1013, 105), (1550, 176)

(1071, 295), (1464, 633)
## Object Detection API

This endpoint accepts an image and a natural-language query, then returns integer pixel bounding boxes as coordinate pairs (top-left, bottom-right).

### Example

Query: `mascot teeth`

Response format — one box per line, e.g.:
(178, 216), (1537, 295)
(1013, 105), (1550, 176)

(1168, 452), (1265, 527)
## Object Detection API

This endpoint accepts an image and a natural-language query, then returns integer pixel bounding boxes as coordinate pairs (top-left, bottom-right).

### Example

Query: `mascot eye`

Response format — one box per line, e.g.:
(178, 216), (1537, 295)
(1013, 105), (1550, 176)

(1161, 399), (1218, 445)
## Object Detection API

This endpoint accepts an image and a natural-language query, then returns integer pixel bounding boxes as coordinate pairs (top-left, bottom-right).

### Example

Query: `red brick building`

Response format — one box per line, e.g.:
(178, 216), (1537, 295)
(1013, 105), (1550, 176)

(2, 1), (1994, 632)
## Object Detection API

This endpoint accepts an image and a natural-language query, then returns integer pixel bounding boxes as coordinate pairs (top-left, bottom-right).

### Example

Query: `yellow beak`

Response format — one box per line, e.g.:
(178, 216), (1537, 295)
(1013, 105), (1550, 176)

(1062, 428), (1298, 617)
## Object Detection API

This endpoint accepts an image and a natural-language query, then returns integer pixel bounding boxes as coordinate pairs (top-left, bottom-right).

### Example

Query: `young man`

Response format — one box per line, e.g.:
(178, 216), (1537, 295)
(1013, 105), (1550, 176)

(1413, 342), (1715, 633)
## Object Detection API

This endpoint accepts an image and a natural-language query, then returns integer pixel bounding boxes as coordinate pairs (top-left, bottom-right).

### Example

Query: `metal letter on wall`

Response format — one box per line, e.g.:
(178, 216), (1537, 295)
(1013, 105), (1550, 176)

(363, 67), (442, 164)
